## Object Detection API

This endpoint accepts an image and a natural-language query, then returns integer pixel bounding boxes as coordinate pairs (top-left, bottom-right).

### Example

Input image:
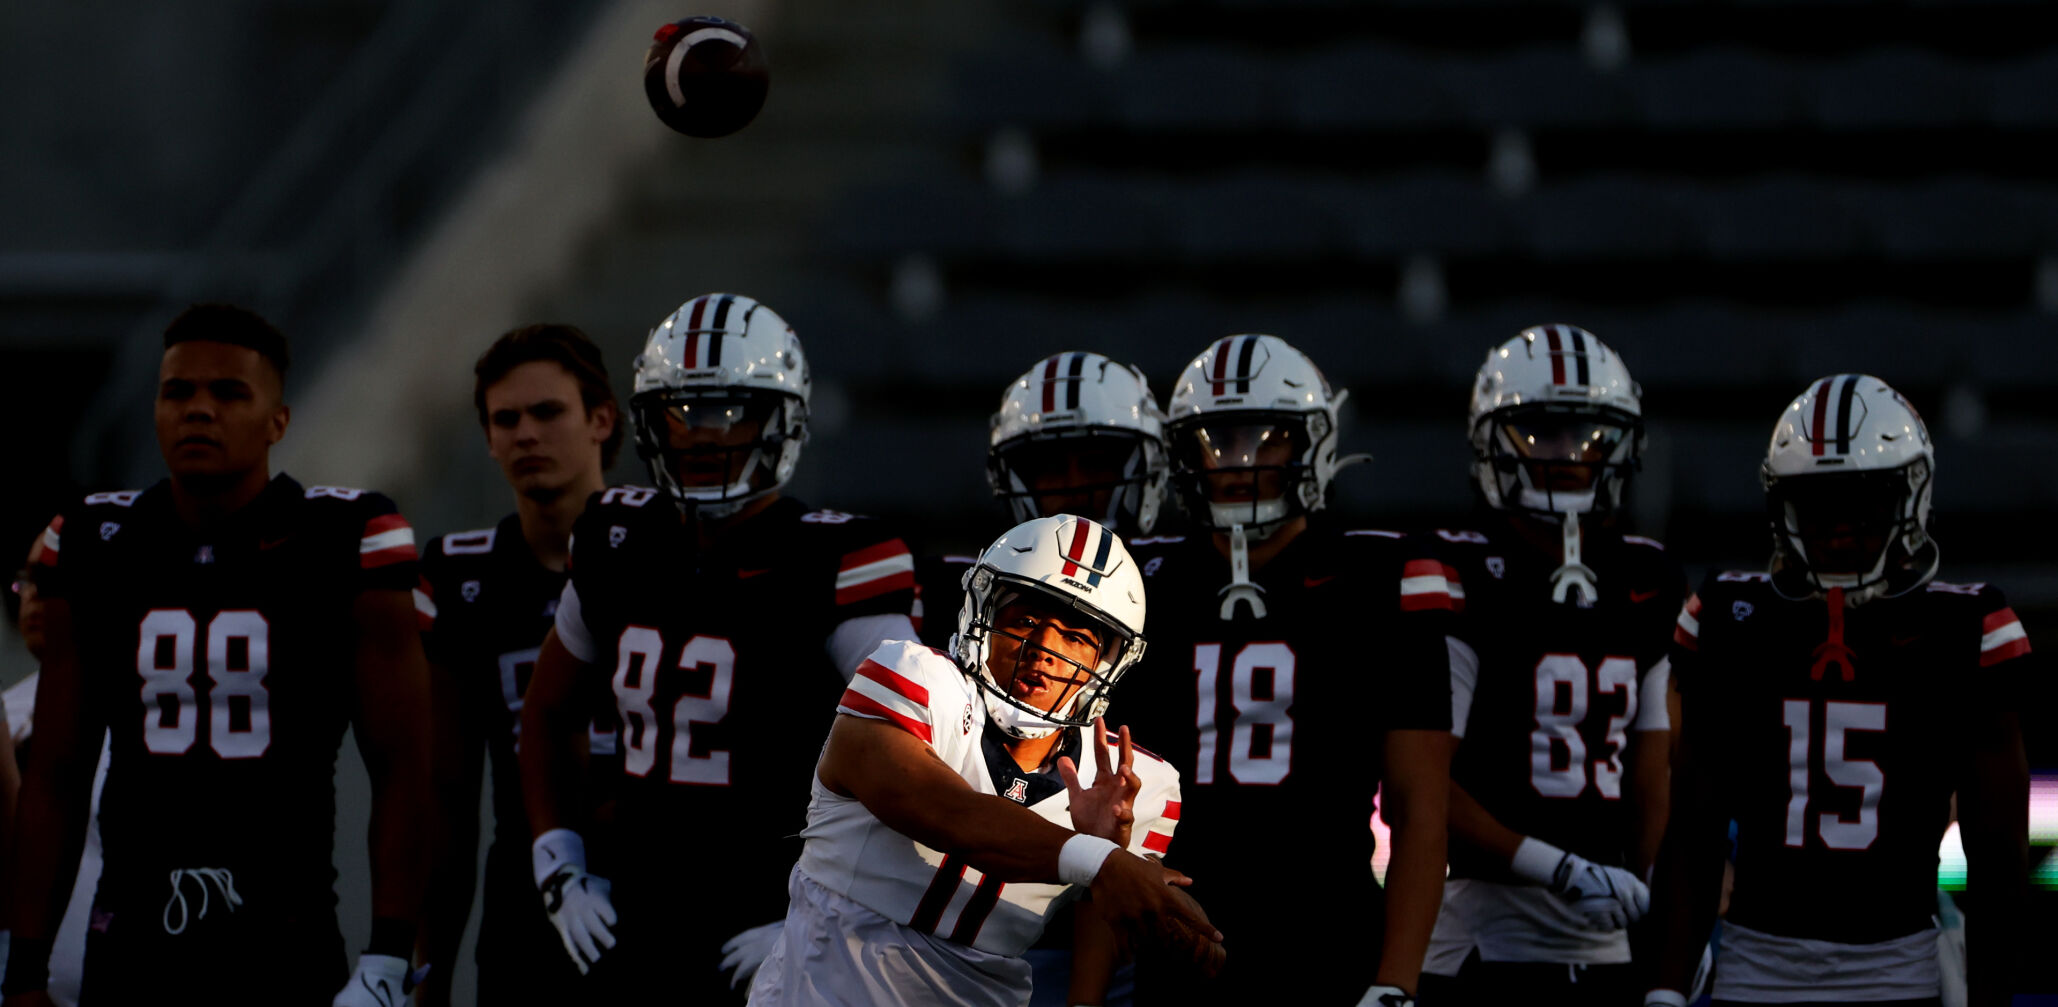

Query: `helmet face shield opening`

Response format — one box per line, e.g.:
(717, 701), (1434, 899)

(962, 575), (1140, 731)
(990, 430), (1157, 532)
(1476, 403), (1641, 516)
(1167, 415), (1313, 529)
(1770, 464), (1928, 584)
(632, 388), (801, 511)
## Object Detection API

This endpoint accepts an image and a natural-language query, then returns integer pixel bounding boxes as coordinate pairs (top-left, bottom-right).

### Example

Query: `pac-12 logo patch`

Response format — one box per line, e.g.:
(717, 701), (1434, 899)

(1486, 556), (1505, 579)
(609, 525), (628, 548)
(1004, 778), (1029, 803)
(1732, 600), (1754, 621)
(100, 521), (120, 541)
(462, 580), (482, 603)
(1143, 556), (1163, 577)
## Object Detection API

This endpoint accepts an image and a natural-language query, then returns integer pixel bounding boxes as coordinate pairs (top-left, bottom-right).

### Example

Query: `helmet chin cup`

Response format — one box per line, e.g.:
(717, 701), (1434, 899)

(1217, 523), (1269, 621)
(1549, 513), (1599, 606)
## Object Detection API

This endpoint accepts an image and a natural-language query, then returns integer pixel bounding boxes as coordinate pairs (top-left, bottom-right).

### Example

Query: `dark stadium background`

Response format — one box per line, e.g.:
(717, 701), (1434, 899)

(4, 0), (2054, 999)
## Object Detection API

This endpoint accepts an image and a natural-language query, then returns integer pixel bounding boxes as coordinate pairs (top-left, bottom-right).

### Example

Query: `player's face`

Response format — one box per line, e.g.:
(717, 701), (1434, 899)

(1785, 473), (1901, 575)
(657, 395), (771, 490)
(1011, 438), (1134, 522)
(484, 361), (615, 498)
(155, 341), (288, 482)
(1179, 421), (1299, 504)
(1503, 414), (1628, 493)
(986, 597), (1107, 717)
(13, 538), (47, 659)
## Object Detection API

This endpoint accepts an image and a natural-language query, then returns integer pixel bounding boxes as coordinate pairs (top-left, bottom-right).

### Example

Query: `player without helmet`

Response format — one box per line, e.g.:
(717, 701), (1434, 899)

(1469, 324), (1644, 604)
(630, 292), (808, 518)
(1761, 373), (1937, 603)
(989, 352), (1168, 535)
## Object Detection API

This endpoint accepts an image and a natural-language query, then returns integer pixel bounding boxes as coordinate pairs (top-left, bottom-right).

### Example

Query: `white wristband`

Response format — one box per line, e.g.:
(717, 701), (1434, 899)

(1510, 836), (1567, 888)
(1059, 834), (1121, 887)
(532, 828), (587, 888)
(1643, 990), (1688, 1007)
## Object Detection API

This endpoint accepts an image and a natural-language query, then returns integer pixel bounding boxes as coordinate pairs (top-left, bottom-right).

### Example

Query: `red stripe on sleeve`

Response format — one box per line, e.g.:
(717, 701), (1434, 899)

(1142, 831), (1172, 855)
(840, 538), (911, 572)
(1673, 625), (1699, 651)
(363, 513), (410, 537)
(1401, 593), (1456, 612)
(856, 658), (932, 706)
(1160, 800), (1181, 822)
(1401, 558), (1442, 579)
(1983, 608), (2020, 635)
(836, 570), (915, 606)
(838, 690), (933, 743)
(1981, 638), (2030, 667)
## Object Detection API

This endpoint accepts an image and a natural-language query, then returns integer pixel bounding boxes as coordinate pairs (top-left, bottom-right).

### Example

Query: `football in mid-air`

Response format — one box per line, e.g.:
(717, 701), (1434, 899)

(643, 16), (769, 138)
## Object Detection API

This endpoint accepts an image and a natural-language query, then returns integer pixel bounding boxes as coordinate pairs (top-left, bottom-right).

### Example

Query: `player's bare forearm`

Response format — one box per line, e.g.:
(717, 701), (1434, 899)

(1377, 729), (1453, 991)
(1448, 782), (1523, 864)
(1067, 894), (1126, 1004)
(820, 713), (1079, 882)
(353, 588), (435, 924)
(418, 660), (486, 1005)
(1646, 695), (1725, 993)
(1626, 729), (1670, 875)
(519, 630), (595, 840)
(1959, 711), (2029, 1007)
(5, 601), (98, 943)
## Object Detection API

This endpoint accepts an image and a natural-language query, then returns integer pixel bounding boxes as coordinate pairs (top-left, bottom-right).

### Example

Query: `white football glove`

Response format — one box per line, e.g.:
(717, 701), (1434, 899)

(332, 953), (410, 1007)
(718, 920), (785, 990)
(1353, 985), (1414, 1007)
(533, 828), (619, 974)
(1511, 837), (1650, 932)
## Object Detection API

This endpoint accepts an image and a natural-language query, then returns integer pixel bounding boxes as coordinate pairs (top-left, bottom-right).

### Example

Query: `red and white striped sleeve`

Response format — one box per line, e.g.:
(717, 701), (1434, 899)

(413, 575), (437, 632)
(1399, 558), (1464, 613)
(1131, 752), (1181, 860)
(1673, 594), (1703, 652)
(1980, 605), (2030, 668)
(361, 513), (418, 570)
(838, 639), (941, 745)
(836, 538), (916, 609)
(35, 515), (62, 567)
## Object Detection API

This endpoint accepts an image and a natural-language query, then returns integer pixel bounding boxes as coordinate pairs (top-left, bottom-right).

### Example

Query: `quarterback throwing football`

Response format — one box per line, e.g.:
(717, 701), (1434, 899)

(749, 515), (1224, 1007)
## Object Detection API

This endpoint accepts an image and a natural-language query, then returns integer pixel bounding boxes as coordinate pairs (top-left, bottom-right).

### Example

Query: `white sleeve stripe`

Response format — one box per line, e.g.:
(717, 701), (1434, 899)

(835, 554), (916, 589)
(554, 582), (597, 663)
(360, 528), (416, 553)
(1982, 621), (2027, 651)
(41, 527), (60, 552)
(1448, 636), (1479, 740)
(412, 588), (437, 618)
(1676, 611), (1701, 636)
(1399, 574), (1450, 596)
(1635, 657), (1672, 731)
(844, 673), (933, 725)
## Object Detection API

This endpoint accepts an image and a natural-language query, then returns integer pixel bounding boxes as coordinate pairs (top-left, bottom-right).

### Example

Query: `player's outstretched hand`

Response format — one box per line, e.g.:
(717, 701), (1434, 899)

(1088, 851), (1226, 979)
(1059, 718), (1142, 847)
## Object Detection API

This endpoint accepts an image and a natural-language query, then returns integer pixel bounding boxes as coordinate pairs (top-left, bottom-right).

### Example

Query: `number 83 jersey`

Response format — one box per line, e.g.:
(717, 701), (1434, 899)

(35, 475), (419, 920)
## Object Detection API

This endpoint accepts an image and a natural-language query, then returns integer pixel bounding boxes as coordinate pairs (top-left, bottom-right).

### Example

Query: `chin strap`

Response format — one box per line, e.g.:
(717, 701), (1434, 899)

(1549, 512), (1598, 606)
(1218, 524), (1269, 620)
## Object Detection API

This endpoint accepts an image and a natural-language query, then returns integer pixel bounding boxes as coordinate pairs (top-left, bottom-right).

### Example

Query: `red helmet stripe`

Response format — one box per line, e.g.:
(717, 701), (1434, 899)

(1545, 327), (1566, 384)
(1810, 377), (1834, 456)
(1042, 355), (1062, 413)
(1210, 338), (1233, 396)
(1061, 518), (1092, 577)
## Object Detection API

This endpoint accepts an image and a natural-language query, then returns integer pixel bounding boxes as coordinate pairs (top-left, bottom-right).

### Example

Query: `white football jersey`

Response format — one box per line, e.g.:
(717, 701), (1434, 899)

(797, 639), (1181, 957)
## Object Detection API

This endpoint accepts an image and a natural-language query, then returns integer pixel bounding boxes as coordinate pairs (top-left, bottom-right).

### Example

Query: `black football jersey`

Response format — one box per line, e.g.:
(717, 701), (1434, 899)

(913, 552), (975, 651)
(1114, 525), (1455, 1001)
(36, 475), (417, 924)
(560, 489), (915, 917)
(1672, 572), (2032, 944)
(1438, 526), (1687, 880)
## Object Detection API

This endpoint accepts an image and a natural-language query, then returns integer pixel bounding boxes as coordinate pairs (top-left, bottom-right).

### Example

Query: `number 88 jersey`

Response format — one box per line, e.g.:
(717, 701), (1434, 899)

(37, 475), (418, 922)
(1113, 526), (1455, 998)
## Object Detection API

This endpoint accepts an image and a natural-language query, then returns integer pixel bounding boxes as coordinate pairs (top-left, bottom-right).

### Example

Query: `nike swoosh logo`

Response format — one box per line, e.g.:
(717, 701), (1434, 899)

(737, 568), (772, 579)
(1304, 575), (1336, 588)
(1629, 589), (1659, 603)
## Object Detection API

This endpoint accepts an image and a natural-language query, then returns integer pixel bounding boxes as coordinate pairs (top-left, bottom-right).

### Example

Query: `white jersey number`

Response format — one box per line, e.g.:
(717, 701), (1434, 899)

(1194, 642), (1296, 785)
(1782, 699), (1887, 850)
(1529, 654), (1638, 799)
(136, 609), (271, 758)
(614, 627), (736, 785)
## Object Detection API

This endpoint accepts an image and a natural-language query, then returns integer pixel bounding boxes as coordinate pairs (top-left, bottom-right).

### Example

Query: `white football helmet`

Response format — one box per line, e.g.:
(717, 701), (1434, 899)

(988, 352), (1168, 535)
(1164, 334), (1353, 534)
(1762, 374), (1937, 602)
(1469, 324), (1644, 517)
(951, 515), (1147, 740)
(631, 293), (809, 518)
